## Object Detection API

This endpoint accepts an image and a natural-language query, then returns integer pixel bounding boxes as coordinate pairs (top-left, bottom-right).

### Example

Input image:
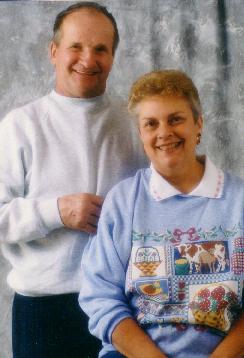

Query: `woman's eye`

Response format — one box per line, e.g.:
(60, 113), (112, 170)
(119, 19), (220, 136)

(170, 116), (182, 124)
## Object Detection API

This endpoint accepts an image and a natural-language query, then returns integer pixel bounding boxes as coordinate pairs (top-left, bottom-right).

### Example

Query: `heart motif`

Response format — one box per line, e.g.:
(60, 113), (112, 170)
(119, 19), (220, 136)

(178, 292), (185, 300)
(178, 281), (186, 289)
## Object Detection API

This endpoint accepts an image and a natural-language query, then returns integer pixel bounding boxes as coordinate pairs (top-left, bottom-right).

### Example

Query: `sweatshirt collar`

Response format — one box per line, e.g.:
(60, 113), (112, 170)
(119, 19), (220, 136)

(50, 90), (108, 111)
(149, 156), (224, 201)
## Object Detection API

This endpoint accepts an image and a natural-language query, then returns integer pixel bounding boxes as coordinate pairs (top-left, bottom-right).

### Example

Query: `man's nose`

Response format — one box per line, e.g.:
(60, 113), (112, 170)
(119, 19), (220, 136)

(79, 48), (97, 68)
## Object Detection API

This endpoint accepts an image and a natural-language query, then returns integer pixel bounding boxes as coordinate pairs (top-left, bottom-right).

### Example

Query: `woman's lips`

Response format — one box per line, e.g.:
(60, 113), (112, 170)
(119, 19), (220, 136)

(156, 140), (183, 151)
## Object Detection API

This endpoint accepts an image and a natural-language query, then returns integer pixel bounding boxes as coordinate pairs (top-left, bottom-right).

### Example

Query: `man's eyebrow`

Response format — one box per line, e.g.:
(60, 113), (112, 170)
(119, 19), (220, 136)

(68, 42), (82, 47)
(169, 111), (186, 115)
(68, 42), (109, 49)
(95, 43), (109, 49)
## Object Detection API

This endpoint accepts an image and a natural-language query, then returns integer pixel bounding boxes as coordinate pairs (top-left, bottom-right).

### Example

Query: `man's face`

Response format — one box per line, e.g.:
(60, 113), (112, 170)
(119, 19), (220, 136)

(50, 9), (114, 98)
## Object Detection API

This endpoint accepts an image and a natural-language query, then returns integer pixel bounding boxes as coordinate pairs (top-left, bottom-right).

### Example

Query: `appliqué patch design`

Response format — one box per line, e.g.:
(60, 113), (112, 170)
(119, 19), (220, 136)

(136, 296), (187, 324)
(188, 281), (240, 332)
(135, 279), (169, 303)
(128, 226), (244, 333)
(131, 246), (168, 280)
(173, 241), (229, 275)
(232, 238), (244, 275)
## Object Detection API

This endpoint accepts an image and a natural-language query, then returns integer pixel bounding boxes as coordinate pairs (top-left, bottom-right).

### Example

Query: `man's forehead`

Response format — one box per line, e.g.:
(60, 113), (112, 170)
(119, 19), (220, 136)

(61, 8), (113, 31)
(55, 9), (115, 48)
(58, 9), (114, 42)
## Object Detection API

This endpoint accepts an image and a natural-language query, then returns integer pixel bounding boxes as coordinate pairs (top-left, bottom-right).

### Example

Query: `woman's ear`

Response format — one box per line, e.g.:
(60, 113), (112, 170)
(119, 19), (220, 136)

(197, 115), (203, 131)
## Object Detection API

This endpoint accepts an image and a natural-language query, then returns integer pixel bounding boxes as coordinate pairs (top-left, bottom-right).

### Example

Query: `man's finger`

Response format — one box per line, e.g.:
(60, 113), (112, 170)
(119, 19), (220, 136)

(83, 223), (97, 234)
(88, 215), (99, 227)
(90, 205), (102, 217)
(91, 195), (104, 207)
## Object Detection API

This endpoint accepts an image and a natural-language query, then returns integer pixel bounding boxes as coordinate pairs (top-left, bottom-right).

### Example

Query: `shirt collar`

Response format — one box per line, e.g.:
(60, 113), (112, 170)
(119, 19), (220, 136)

(149, 156), (224, 201)
(50, 90), (108, 111)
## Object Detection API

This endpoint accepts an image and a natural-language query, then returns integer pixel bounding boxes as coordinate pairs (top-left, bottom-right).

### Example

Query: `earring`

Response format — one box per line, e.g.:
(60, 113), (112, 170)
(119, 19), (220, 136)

(197, 133), (201, 145)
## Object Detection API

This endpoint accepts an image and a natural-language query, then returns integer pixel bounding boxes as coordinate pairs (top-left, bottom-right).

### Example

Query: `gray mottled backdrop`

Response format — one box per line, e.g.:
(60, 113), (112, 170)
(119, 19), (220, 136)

(0, 0), (243, 356)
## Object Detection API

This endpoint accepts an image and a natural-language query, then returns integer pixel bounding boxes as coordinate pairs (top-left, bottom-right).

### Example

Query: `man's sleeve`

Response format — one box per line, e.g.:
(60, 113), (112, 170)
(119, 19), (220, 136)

(0, 113), (63, 244)
(79, 187), (134, 345)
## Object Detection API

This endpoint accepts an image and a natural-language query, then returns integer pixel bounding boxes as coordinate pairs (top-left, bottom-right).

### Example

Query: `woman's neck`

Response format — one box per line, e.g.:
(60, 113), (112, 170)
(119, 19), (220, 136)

(160, 156), (205, 194)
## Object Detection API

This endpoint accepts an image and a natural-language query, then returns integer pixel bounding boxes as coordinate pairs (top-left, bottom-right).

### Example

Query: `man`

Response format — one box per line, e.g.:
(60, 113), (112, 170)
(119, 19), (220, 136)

(0, 2), (146, 357)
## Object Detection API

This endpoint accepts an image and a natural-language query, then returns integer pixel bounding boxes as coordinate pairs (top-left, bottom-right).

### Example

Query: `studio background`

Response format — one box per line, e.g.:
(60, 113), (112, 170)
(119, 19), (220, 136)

(0, 0), (243, 356)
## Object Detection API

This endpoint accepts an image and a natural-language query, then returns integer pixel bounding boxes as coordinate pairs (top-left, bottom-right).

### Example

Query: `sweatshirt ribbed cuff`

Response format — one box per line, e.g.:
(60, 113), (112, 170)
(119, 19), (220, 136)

(106, 312), (133, 344)
(37, 198), (64, 235)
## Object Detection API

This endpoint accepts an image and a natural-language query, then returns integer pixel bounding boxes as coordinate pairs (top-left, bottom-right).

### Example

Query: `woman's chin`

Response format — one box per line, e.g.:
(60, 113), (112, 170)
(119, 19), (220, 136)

(153, 159), (183, 178)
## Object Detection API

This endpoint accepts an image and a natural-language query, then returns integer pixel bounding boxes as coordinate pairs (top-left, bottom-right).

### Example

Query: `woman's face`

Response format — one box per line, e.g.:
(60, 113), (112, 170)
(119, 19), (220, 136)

(136, 95), (203, 178)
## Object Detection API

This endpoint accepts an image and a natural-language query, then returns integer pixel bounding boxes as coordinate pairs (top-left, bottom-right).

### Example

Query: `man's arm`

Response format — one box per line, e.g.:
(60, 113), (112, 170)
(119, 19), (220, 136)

(0, 114), (62, 243)
(0, 114), (103, 244)
(112, 318), (167, 358)
(210, 312), (244, 358)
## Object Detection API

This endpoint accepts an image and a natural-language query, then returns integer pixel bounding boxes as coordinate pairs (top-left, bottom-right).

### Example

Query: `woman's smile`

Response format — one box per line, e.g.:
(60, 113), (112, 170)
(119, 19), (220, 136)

(155, 139), (184, 152)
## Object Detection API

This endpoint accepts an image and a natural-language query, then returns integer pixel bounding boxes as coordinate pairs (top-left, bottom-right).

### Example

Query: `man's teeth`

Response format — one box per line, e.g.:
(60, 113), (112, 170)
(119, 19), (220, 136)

(75, 70), (97, 75)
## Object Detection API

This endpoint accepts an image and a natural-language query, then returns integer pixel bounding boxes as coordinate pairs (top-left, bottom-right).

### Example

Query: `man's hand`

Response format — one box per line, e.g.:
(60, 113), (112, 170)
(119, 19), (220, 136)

(58, 193), (103, 234)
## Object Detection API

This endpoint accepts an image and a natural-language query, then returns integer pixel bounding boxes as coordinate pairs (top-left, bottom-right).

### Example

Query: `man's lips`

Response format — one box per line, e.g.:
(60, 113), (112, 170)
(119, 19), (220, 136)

(72, 66), (100, 76)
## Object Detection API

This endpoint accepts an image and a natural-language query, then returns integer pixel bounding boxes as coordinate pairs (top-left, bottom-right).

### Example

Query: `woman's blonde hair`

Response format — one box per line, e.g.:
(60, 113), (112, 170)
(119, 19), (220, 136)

(128, 69), (202, 121)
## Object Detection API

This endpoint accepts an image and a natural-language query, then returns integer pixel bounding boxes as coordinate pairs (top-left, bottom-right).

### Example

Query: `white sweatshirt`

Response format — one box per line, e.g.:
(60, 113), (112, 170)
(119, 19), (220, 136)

(0, 90), (147, 296)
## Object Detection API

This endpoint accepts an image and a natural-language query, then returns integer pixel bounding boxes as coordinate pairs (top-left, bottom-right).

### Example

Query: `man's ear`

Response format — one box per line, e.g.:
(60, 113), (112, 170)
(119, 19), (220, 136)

(138, 125), (142, 137)
(49, 41), (57, 65)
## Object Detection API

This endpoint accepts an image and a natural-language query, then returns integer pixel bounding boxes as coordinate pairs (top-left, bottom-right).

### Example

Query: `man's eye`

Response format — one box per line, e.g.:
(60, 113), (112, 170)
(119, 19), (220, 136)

(145, 120), (157, 128)
(71, 44), (81, 50)
(96, 46), (107, 53)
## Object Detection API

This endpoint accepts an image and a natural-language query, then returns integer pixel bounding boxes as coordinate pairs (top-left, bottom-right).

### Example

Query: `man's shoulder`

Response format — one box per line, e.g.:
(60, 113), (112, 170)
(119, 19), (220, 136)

(2, 93), (51, 126)
(11, 93), (50, 117)
(105, 94), (137, 132)
(106, 94), (127, 115)
(106, 93), (126, 105)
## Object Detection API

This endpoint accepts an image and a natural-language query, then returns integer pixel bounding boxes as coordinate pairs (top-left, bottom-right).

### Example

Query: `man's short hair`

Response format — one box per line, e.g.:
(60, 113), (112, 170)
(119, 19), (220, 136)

(52, 1), (119, 55)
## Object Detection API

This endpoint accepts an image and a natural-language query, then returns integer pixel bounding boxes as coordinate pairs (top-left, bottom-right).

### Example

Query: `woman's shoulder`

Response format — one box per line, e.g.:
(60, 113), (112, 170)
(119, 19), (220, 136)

(105, 168), (150, 203)
(223, 171), (244, 195)
(224, 171), (244, 186)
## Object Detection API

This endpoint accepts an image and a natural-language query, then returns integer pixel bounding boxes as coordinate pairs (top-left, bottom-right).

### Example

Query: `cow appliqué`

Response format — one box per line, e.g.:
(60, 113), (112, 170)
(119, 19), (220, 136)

(174, 241), (229, 275)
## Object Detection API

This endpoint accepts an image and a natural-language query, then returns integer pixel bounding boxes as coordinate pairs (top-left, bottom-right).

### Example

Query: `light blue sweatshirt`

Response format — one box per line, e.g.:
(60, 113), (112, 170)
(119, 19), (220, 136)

(80, 161), (244, 357)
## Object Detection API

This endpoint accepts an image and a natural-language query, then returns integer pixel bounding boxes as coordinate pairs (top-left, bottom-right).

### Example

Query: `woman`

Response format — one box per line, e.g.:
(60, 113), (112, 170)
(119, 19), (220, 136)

(79, 70), (244, 358)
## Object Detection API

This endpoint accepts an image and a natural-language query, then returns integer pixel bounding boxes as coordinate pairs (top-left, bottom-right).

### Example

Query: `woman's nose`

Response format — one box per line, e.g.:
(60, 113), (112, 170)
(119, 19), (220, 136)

(157, 122), (172, 139)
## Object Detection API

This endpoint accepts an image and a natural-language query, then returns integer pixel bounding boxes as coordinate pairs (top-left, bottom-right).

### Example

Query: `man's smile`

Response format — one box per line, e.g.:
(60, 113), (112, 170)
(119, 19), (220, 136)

(72, 65), (101, 76)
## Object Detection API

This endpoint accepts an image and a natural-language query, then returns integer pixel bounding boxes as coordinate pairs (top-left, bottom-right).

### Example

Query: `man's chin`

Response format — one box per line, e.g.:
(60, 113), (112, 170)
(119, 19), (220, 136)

(72, 84), (105, 99)
(55, 81), (105, 98)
